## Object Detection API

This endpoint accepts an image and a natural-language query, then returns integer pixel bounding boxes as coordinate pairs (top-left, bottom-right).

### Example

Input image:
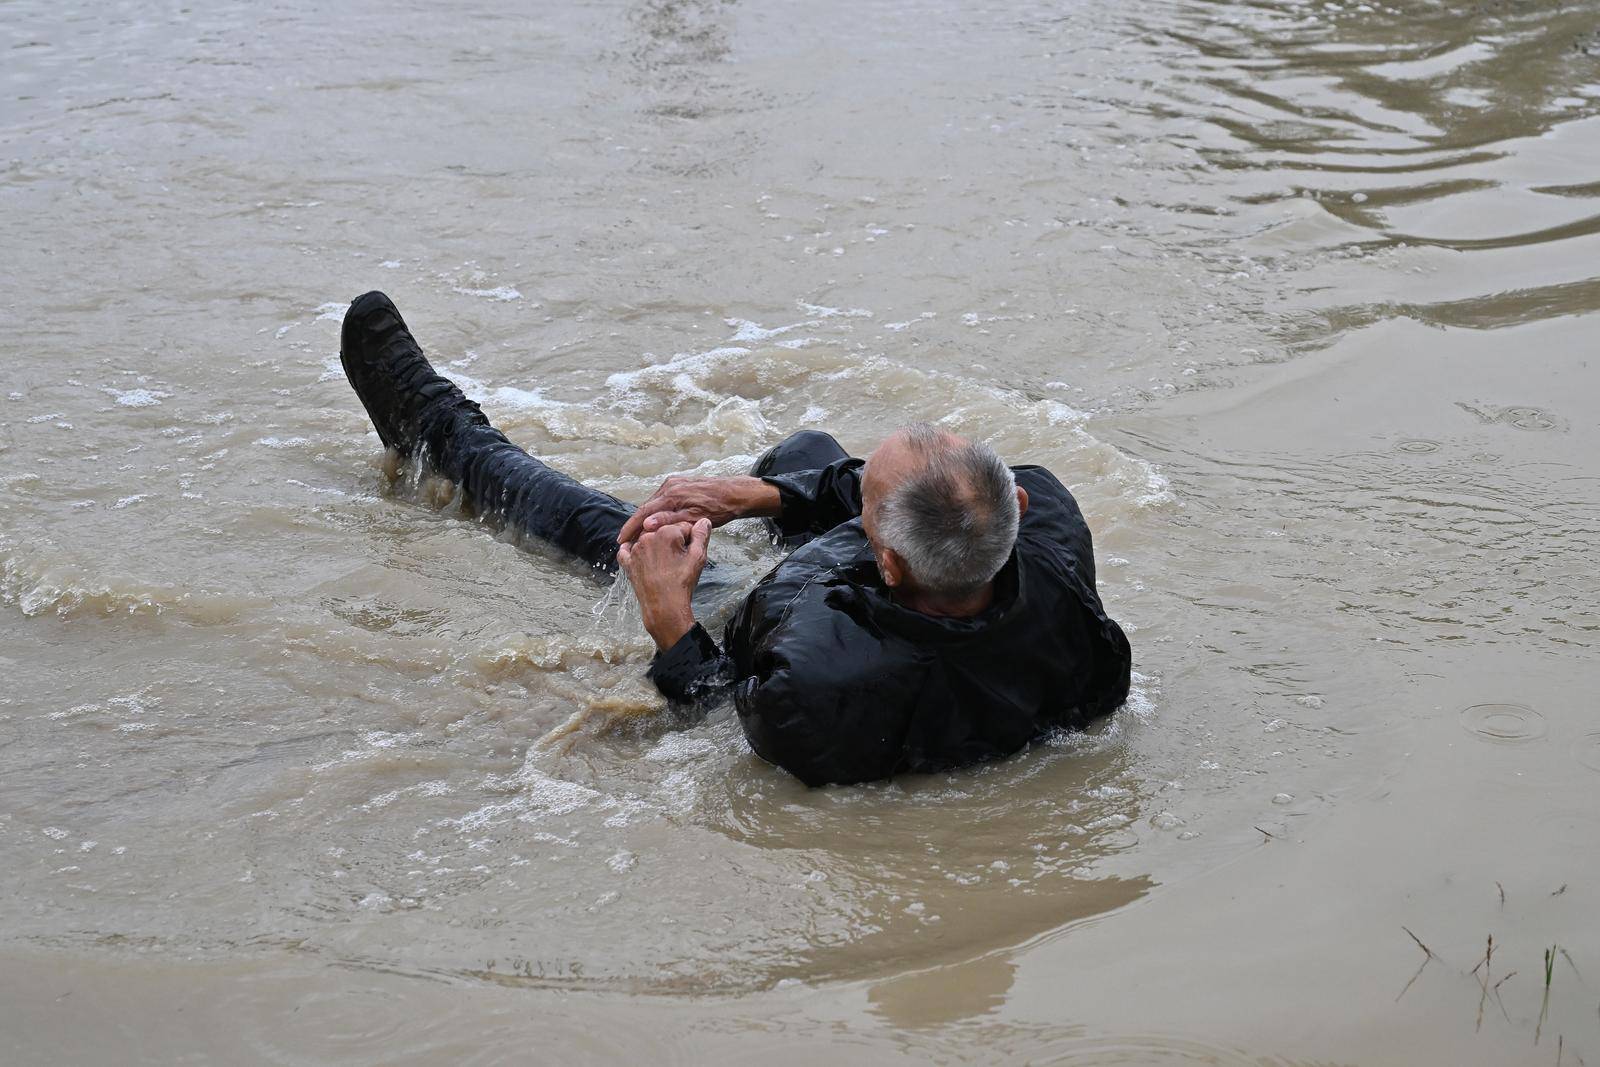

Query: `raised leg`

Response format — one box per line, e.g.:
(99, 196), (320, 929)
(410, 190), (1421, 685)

(340, 291), (631, 573)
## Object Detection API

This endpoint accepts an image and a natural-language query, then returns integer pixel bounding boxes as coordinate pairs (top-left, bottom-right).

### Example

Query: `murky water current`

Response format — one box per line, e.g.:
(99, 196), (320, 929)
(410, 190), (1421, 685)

(3, 1), (1598, 1062)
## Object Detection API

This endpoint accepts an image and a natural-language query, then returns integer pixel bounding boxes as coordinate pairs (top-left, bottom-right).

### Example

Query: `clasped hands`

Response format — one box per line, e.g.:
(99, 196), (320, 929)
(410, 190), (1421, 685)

(615, 476), (781, 650)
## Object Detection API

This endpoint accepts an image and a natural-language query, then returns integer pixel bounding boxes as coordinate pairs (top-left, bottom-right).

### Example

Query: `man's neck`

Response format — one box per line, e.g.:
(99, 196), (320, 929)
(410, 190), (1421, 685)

(896, 582), (994, 619)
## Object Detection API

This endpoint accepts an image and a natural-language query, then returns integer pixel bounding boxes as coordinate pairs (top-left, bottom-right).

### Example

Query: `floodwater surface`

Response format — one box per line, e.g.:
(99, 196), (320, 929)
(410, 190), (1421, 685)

(2, 0), (1598, 1063)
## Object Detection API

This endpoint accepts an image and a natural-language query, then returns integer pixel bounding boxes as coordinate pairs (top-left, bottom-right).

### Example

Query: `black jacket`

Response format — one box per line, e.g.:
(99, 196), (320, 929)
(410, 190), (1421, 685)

(648, 459), (1132, 786)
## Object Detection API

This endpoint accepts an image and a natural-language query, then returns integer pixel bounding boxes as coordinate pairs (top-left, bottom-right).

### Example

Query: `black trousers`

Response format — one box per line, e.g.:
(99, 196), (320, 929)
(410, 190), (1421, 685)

(342, 293), (849, 574)
(426, 408), (848, 574)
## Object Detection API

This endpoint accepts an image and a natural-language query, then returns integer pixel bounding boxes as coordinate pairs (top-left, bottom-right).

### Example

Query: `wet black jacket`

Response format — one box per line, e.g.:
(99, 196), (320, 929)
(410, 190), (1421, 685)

(648, 459), (1132, 786)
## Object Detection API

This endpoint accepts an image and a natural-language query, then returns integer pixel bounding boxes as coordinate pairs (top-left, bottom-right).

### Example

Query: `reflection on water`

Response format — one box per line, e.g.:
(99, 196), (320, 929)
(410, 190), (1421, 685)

(2, 0), (1598, 1056)
(868, 951), (1018, 1028)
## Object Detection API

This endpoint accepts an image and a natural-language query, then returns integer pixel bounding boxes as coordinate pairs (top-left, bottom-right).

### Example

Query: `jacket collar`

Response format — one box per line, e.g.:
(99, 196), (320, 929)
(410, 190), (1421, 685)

(824, 539), (1028, 643)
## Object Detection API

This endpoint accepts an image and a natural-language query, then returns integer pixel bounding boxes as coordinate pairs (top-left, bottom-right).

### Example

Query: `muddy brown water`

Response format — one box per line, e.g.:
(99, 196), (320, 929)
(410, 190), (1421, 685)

(3, 0), (1598, 1063)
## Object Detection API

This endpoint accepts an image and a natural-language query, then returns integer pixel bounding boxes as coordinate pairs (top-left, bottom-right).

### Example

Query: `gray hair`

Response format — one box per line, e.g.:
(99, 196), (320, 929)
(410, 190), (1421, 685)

(872, 423), (1019, 598)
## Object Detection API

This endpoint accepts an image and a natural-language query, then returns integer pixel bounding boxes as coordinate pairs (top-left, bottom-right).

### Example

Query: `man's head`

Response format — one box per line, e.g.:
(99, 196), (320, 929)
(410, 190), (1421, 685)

(860, 424), (1028, 607)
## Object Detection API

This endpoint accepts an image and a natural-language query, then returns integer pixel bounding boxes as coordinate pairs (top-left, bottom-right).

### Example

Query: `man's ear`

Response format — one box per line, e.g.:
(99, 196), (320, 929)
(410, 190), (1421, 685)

(878, 547), (906, 588)
(1016, 485), (1029, 519)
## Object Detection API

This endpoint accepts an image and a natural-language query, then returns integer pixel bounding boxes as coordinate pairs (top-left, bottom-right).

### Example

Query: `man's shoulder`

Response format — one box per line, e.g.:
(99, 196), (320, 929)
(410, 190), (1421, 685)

(724, 520), (873, 648)
(758, 520), (874, 588)
(1011, 464), (1077, 506)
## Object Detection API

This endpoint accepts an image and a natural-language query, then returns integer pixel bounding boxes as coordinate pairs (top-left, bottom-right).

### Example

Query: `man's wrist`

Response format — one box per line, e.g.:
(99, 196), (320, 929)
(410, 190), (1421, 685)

(641, 603), (697, 652)
(737, 476), (783, 519)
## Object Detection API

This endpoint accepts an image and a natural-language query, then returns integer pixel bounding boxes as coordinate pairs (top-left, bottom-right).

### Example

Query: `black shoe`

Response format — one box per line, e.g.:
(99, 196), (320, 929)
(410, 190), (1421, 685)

(339, 291), (465, 455)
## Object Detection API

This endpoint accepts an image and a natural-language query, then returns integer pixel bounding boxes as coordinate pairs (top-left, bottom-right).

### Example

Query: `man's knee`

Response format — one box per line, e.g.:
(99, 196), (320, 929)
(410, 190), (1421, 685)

(751, 430), (847, 477)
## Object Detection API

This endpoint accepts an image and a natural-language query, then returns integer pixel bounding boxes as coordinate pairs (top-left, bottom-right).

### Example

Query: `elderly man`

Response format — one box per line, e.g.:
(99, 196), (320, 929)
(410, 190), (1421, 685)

(341, 292), (1131, 785)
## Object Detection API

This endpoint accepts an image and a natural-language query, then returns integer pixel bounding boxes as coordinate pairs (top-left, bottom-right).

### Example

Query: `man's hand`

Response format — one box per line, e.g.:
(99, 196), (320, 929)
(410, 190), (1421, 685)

(617, 518), (712, 651)
(617, 475), (780, 546)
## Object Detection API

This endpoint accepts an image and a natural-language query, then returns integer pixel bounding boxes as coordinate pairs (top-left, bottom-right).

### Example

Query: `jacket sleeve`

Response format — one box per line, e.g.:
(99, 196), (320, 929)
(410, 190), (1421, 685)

(758, 457), (865, 539)
(732, 671), (909, 787)
(1012, 465), (1131, 714)
(645, 623), (732, 705)
(722, 583), (910, 787)
(1012, 464), (1097, 587)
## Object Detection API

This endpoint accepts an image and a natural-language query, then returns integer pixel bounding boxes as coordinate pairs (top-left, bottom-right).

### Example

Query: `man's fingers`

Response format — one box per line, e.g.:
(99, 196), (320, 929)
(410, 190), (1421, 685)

(688, 517), (712, 561)
(616, 541), (634, 570)
(643, 510), (695, 533)
(620, 508), (652, 547)
(619, 497), (678, 543)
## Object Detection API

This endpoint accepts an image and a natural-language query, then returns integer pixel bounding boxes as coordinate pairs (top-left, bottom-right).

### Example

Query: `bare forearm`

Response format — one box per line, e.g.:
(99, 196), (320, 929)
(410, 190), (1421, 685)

(639, 597), (697, 651)
(727, 476), (783, 519)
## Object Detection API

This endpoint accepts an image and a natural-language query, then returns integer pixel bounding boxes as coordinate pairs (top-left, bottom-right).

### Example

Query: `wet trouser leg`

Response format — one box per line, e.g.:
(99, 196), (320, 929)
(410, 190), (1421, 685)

(425, 411), (633, 573)
(341, 291), (631, 574)
(343, 294), (858, 576)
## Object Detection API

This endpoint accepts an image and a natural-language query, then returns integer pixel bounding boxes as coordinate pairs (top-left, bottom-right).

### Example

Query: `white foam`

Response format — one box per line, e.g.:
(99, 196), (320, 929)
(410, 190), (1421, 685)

(726, 317), (810, 343)
(108, 388), (170, 408)
(484, 385), (560, 411)
(644, 734), (720, 763)
(314, 302), (347, 322)
(1122, 669), (1159, 723)
(286, 478), (350, 498)
(1131, 464), (1175, 508)
(603, 345), (752, 397)
(453, 285), (522, 302)
(796, 301), (872, 319)
(448, 763), (603, 832)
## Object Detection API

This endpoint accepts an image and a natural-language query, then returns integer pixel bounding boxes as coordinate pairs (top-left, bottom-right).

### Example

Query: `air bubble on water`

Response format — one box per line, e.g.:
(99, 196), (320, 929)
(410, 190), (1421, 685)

(1151, 811), (1184, 830)
(1295, 695), (1325, 709)
(1272, 793), (1294, 805)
